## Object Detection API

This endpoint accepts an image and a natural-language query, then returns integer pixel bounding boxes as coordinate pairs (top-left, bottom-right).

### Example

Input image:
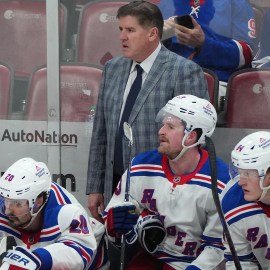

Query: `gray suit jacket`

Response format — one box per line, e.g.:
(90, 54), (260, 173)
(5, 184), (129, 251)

(86, 45), (208, 205)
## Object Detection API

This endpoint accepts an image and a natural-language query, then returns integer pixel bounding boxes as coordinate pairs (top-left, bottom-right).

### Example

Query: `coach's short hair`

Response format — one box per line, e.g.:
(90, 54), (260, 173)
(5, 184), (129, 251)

(117, 1), (164, 39)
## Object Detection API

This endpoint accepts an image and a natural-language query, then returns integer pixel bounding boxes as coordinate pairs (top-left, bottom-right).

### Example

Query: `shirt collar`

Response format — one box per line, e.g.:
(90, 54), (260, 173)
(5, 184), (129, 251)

(131, 43), (161, 74)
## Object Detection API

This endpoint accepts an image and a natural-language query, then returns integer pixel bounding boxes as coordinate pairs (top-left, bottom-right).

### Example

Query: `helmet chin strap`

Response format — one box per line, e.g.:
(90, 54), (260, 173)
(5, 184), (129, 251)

(169, 133), (200, 162)
(21, 202), (46, 229)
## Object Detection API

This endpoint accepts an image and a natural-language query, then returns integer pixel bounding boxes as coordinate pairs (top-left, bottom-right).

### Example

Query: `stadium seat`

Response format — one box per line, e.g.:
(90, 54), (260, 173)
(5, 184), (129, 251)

(76, 0), (129, 66)
(25, 63), (103, 121)
(203, 68), (219, 110)
(225, 68), (270, 128)
(0, 62), (14, 119)
(0, 0), (67, 79)
(0, 0), (68, 112)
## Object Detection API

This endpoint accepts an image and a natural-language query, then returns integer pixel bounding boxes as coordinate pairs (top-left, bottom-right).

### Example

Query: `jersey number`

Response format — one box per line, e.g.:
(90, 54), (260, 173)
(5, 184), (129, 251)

(70, 215), (89, 234)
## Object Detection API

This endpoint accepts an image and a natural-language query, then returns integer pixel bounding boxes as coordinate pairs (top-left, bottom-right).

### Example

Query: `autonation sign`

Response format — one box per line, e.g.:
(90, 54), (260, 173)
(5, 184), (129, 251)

(0, 120), (91, 209)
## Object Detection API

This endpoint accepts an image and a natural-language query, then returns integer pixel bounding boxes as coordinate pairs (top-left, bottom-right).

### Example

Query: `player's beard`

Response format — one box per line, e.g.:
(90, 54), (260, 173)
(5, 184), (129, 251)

(158, 142), (168, 155)
(158, 142), (181, 160)
(7, 213), (32, 228)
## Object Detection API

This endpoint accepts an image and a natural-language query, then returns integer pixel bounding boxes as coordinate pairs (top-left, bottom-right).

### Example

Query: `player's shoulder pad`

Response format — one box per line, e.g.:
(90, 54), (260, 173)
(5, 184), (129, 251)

(132, 149), (162, 167)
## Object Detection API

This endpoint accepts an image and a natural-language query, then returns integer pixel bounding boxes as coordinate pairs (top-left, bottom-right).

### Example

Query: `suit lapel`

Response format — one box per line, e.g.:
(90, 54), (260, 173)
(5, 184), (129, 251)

(113, 60), (132, 129)
(128, 46), (168, 124)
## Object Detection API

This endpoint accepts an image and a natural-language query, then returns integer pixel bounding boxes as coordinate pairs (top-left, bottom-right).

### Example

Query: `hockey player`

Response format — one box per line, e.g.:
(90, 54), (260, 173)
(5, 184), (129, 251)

(221, 131), (270, 269)
(103, 94), (230, 269)
(0, 157), (108, 270)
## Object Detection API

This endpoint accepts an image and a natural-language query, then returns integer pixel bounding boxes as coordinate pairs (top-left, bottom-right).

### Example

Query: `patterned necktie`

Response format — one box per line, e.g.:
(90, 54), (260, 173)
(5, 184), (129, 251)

(114, 64), (143, 176)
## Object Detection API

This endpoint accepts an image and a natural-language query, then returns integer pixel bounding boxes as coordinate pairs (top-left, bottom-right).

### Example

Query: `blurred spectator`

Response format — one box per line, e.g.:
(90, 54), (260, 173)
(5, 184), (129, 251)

(162, 0), (256, 96)
(252, 9), (270, 68)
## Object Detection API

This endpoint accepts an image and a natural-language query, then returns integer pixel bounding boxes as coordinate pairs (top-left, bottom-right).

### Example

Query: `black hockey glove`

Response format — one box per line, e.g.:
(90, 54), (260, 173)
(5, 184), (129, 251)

(137, 214), (166, 254)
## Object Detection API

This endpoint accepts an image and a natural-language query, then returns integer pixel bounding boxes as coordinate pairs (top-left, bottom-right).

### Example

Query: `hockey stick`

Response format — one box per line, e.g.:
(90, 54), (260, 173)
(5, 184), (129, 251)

(123, 122), (134, 202)
(119, 122), (134, 270)
(205, 136), (242, 270)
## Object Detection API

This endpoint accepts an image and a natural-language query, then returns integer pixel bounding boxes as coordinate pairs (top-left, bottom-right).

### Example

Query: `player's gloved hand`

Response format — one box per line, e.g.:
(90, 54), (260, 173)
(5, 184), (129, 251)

(2, 246), (41, 270)
(0, 236), (17, 264)
(106, 202), (139, 237)
(137, 213), (166, 254)
(125, 225), (138, 245)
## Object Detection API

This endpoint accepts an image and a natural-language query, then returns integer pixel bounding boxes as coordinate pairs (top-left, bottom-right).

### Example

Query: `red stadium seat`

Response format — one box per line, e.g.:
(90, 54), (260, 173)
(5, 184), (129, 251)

(0, 62), (14, 119)
(203, 68), (219, 110)
(76, 0), (129, 66)
(225, 68), (270, 128)
(25, 63), (103, 121)
(0, 0), (67, 78)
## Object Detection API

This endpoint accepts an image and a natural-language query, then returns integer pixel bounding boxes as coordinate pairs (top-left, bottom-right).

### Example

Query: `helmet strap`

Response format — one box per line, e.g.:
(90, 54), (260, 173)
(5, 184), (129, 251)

(169, 133), (200, 162)
(22, 195), (48, 229)
(169, 144), (188, 162)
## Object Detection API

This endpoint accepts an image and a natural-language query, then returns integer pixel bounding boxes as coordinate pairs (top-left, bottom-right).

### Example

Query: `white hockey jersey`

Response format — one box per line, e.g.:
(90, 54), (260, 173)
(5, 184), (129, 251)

(104, 149), (230, 270)
(221, 180), (270, 270)
(0, 182), (108, 270)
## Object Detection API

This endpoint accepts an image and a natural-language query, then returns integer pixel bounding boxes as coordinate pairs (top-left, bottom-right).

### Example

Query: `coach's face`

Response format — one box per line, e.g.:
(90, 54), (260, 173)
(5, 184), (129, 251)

(118, 15), (158, 62)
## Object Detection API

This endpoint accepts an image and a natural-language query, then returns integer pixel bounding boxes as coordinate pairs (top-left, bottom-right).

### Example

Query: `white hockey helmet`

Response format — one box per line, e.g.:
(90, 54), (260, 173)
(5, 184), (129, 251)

(0, 157), (51, 211)
(231, 131), (270, 200)
(156, 95), (217, 161)
(156, 94), (217, 145)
